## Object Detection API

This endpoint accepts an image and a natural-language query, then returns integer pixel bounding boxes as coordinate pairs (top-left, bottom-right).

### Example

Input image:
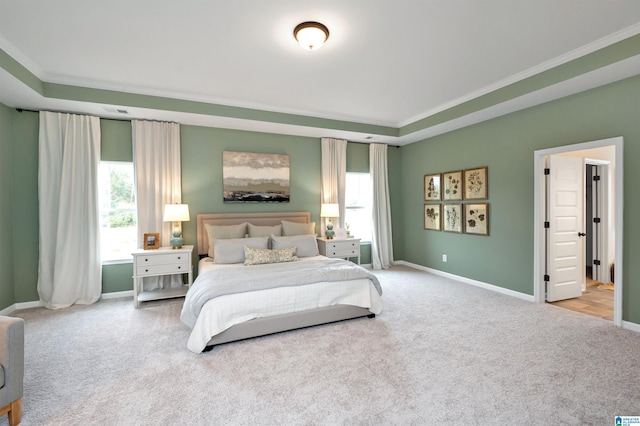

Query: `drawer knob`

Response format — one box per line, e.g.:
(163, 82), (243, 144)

(145, 269), (149, 272)
(178, 266), (181, 270)
(145, 258), (149, 262)
(178, 256), (181, 260)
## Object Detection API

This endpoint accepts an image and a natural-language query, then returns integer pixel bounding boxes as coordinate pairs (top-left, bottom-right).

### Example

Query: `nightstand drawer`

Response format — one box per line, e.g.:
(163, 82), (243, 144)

(325, 241), (359, 251)
(135, 253), (189, 266)
(136, 262), (188, 276)
(326, 247), (359, 257)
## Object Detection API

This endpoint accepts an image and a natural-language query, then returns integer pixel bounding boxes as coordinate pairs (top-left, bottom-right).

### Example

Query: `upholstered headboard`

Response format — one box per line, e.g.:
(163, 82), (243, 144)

(196, 212), (311, 257)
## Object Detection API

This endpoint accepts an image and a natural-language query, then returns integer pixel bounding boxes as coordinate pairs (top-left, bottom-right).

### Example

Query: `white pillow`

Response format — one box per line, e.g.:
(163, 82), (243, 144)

(247, 223), (282, 238)
(271, 234), (319, 257)
(212, 237), (268, 264)
(281, 220), (316, 236)
(205, 222), (248, 258)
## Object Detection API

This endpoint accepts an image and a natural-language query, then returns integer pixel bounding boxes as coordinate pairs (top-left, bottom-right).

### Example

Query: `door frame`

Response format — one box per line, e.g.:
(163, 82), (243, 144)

(533, 136), (623, 326)
(585, 160), (610, 284)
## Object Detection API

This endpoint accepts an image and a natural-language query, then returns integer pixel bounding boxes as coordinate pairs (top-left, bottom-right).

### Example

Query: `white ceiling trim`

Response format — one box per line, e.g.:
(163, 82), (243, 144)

(398, 22), (640, 128)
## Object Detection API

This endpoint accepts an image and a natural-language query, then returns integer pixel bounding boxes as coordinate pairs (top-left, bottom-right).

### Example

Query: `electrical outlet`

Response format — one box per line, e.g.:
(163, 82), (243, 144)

(442, 254), (447, 262)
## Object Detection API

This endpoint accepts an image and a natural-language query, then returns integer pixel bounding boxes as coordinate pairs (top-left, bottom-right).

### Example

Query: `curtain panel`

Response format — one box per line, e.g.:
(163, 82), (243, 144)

(320, 138), (347, 231)
(37, 111), (102, 309)
(132, 120), (182, 291)
(370, 143), (394, 270)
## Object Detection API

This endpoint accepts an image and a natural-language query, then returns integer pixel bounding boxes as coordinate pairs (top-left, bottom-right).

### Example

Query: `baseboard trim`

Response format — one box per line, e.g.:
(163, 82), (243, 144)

(2, 290), (134, 315)
(395, 260), (535, 302)
(622, 320), (640, 333)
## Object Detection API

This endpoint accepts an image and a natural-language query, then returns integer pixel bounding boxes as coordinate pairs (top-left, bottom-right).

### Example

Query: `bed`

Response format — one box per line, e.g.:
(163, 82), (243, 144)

(179, 212), (383, 353)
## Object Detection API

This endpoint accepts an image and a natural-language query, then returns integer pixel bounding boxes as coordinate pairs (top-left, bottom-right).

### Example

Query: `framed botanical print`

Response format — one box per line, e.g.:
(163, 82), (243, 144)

(464, 203), (489, 236)
(464, 166), (488, 200)
(442, 170), (463, 200)
(424, 173), (441, 201)
(424, 204), (441, 231)
(443, 204), (463, 233)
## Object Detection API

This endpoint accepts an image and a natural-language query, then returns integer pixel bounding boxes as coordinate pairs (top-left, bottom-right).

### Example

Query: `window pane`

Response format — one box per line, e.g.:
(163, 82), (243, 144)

(99, 162), (137, 261)
(345, 173), (372, 242)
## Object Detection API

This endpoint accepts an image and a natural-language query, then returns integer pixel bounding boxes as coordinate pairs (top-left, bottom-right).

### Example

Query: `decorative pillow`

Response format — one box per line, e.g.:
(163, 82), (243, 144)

(271, 234), (319, 257)
(205, 222), (248, 258)
(212, 236), (268, 264)
(281, 220), (316, 236)
(244, 246), (298, 266)
(247, 223), (282, 238)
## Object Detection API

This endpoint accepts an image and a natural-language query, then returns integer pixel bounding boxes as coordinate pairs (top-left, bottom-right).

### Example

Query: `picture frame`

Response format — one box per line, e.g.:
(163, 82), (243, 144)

(424, 173), (442, 201)
(442, 170), (463, 200)
(424, 204), (441, 231)
(223, 151), (290, 203)
(464, 166), (488, 200)
(464, 203), (489, 236)
(443, 204), (463, 233)
(143, 233), (160, 250)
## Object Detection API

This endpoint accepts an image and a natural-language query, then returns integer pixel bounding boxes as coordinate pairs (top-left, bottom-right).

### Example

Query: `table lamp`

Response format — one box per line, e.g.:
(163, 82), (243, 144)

(163, 204), (190, 249)
(320, 203), (339, 239)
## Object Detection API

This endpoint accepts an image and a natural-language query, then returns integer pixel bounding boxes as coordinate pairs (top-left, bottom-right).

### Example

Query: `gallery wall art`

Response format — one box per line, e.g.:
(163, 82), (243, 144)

(422, 166), (489, 235)
(223, 151), (290, 202)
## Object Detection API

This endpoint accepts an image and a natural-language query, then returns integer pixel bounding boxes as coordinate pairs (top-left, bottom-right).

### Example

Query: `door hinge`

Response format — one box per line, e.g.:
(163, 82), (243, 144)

(594, 260), (601, 266)
(544, 221), (550, 228)
(544, 274), (550, 282)
(593, 175), (601, 181)
(544, 168), (550, 175)
(593, 217), (601, 223)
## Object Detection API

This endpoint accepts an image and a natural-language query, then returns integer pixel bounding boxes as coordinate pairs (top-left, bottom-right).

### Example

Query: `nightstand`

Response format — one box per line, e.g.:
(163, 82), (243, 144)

(131, 245), (193, 307)
(317, 237), (361, 264)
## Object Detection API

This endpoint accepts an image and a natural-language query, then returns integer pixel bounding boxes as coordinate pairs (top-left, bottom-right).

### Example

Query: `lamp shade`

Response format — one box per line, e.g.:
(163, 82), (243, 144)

(163, 204), (190, 222)
(320, 203), (339, 218)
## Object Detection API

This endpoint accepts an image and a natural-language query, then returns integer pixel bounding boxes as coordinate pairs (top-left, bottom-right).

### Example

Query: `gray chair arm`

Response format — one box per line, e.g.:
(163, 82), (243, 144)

(0, 316), (24, 408)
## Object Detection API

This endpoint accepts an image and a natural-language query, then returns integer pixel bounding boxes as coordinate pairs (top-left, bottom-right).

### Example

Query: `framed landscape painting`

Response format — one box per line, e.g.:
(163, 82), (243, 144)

(424, 173), (441, 201)
(464, 203), (489, 236)
(442, 170), (463, 200)
(223, 151), (290, 202)
(424, 204), (441, 231)
(443, 204), (463, 233)
(464, 166), (488, 200)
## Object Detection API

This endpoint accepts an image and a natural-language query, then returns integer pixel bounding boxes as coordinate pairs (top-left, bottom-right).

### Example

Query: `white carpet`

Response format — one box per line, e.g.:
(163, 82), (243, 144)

(3, 265), (639, 425)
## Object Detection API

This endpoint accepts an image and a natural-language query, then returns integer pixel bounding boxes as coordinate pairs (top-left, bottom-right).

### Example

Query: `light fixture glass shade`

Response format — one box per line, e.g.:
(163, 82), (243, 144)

(163, 204), (190, 222)
(163, 204), (190, 249)
(320, 203), (339, 218)
(294, 21), (329, 51)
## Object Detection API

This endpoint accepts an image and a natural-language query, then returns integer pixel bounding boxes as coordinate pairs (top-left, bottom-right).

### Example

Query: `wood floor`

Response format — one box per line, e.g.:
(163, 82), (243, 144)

(548, 273), (614, 320)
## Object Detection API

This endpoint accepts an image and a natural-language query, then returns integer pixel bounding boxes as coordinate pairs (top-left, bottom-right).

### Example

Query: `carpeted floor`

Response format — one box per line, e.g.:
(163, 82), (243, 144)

(3, 265), (640, 425)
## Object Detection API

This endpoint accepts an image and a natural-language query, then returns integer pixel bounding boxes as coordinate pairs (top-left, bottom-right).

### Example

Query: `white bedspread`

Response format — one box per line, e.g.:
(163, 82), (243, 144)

(181, 256), (383, 353)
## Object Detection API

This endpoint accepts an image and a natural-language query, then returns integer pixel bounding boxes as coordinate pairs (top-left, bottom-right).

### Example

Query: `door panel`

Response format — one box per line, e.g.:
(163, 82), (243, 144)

(547, 155), (584, 302)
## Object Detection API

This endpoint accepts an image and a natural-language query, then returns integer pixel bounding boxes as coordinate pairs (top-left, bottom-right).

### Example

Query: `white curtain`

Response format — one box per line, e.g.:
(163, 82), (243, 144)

(132, 120), (182, 291)
(370, 143), (394, 270)
(37, 112), (102, 309)
(321, 138), (347, 230)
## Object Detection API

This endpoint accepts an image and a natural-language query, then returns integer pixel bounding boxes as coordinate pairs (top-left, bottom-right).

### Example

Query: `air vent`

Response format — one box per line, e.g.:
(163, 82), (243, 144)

(104, 107), (129, 115)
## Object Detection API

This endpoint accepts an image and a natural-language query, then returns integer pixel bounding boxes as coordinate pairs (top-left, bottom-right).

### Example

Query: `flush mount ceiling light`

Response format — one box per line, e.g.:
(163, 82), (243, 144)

(293, 21), (330, 51)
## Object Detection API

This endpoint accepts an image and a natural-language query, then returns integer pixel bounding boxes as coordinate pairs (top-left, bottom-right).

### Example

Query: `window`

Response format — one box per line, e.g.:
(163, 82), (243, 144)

(98, 162), (137, 262)
(345, 172), (372, 242)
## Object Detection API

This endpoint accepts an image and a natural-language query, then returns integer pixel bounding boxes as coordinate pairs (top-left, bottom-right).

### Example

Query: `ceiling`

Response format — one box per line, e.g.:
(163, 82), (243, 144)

(1, 1), (640, 145)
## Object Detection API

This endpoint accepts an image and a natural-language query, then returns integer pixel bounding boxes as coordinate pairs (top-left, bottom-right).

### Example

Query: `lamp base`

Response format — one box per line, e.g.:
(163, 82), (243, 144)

(325, 223), (335, 240)
(170, 232), (184, 249)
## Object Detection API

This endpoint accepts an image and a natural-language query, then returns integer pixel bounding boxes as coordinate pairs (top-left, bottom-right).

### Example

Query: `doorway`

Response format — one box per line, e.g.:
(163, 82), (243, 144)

(533, 137), (623, 326)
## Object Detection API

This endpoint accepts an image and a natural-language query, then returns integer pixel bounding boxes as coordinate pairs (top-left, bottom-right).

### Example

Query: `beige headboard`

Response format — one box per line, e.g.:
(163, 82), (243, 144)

(197, 211), (311, 256)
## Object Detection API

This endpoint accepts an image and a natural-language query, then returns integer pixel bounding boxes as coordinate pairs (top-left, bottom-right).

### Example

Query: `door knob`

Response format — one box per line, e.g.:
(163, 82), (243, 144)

(578, 232), (586, 237)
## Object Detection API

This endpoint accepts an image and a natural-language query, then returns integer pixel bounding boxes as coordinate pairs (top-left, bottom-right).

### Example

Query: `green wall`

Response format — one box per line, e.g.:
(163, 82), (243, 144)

(1, 113), (374, 305)
(395, 74), (640, 323)
(0, 104), (15, 309)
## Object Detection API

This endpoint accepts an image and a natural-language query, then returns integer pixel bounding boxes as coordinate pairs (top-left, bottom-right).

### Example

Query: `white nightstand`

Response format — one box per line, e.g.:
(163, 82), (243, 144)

(131, 245), (193, 307)
(317, 237), (361, 264)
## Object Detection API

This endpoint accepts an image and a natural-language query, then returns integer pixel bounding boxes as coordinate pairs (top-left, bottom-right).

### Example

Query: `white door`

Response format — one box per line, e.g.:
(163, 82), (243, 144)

(546, 155), (585, 302)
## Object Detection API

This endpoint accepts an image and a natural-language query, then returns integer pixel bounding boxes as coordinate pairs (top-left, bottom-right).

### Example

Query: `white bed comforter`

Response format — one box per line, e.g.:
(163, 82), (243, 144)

(180, 256), (383, 353)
